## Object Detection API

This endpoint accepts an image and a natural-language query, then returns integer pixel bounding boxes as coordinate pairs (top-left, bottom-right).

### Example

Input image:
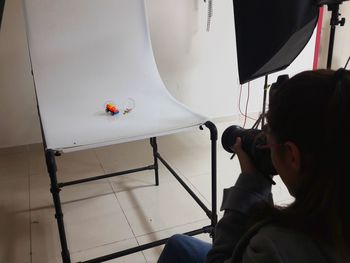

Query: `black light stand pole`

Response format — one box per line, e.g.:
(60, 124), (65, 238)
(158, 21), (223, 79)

(251, 75), (269, 130)
(261, 75), (268, 128)
(326, 3), (346, 69)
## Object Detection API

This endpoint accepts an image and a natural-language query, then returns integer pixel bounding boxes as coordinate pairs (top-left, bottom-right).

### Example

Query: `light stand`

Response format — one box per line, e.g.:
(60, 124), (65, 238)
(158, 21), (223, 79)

(251, 74), (289, 130)
(251, 75), (269, 130)
(234, 0), (347, 129)
(253, 1), (348, 130)
(325, 2), (346, 69)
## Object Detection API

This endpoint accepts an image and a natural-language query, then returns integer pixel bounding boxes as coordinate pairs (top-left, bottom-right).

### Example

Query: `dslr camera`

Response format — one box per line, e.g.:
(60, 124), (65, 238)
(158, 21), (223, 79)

(221, 75), (289, 176)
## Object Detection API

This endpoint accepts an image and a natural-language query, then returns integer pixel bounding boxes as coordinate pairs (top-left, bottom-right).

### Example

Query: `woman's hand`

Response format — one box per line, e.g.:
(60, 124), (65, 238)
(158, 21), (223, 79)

(231, 137), (258, 174)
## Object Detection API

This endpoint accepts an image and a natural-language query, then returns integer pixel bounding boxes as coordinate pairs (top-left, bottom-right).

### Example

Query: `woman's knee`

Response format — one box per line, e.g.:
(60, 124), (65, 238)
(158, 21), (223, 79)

(166, 234), (189, 249)
(159, 234), (212, 263)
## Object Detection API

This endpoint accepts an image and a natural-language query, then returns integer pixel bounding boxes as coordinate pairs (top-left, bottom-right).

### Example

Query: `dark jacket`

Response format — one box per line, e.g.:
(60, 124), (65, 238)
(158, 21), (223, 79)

(206, 172), (339, 263)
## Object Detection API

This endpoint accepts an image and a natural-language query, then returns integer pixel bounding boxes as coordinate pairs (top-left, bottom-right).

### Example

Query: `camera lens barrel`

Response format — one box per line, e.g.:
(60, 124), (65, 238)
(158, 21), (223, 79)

(221, 125), (277, 176)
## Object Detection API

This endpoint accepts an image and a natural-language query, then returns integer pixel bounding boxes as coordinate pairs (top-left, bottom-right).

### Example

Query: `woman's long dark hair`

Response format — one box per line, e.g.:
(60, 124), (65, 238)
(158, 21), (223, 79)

(264, 69), (350, 260)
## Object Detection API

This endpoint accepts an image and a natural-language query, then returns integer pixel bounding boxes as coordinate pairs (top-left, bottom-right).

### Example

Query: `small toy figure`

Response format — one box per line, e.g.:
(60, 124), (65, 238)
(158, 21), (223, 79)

(123, 98), (135, 114)
(123, 108), (133, 114)
(105, 103), (119, 115)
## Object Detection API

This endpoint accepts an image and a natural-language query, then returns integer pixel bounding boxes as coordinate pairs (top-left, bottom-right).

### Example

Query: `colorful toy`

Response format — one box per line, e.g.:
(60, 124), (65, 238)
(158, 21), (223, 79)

(105, 103), (119, 115)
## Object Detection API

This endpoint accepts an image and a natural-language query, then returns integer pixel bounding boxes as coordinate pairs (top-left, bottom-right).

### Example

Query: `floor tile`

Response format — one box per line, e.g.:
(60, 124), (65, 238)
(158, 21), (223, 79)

(31, 208), (62, 263)
(94, 140), (154, 173)
(55, 150), (105, 181)
(0, 117), (296, 263)
(29, 148), (47, 177)
(0, 152), (29, 178)
(137, 219), (212, 263)
(29, 174), (53, 210)
(28, 143), (45, 153)
(109, 169), (176, 194)
(0, 176), (31, 263)
(60, 180), (115, 205)
(160, 147), (212, 178)
(117, 180), (209, 236)
(31, 193), (134, 259)
(71, 238), (147, 263)
(0, 211), (31, 263)
(63, 194), (134, 252)
(30, 175), (115, 211)
(0, 175), (30, 210)
(0, 145), (28, 155)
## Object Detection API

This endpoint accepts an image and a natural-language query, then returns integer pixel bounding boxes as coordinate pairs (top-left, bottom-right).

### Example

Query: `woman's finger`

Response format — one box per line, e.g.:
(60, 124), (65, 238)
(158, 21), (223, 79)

(231, 137), (258, 174)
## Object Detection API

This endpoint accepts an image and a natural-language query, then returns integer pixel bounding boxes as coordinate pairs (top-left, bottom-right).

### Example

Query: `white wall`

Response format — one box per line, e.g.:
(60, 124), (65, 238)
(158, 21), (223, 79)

(0, 0), (41, 148)
(0, 0), (328, 148)
(146, 0), (317, 118)
(146, 0), (238, 118)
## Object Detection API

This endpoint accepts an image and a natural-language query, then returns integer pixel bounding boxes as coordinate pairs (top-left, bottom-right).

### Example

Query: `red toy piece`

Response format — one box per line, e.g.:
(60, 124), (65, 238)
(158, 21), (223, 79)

(105, 103), (119, 115)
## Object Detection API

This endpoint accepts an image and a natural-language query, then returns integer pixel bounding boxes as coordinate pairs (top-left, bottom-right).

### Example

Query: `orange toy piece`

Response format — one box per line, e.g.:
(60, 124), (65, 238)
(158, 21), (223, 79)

(105, 103), (119, 115)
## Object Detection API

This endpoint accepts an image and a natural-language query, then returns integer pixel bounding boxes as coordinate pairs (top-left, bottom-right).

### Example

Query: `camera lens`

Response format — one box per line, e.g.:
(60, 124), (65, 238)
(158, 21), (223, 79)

(221, 125), (277, 176)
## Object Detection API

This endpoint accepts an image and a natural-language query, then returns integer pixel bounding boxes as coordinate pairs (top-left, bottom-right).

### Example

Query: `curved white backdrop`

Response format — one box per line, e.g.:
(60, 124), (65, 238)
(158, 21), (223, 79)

(23, 0), (207, 152)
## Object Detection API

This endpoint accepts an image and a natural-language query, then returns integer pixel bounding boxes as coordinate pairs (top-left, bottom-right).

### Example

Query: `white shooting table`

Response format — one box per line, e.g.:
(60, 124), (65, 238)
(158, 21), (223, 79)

(23, 0), (218, 262)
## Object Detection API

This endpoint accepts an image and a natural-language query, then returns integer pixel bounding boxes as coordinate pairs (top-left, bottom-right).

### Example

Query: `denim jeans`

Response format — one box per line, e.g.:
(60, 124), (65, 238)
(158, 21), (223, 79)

(157, 234), (212, 263)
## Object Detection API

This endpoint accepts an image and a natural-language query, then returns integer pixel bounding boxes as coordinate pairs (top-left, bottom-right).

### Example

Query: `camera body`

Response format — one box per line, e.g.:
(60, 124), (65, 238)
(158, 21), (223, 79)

(221, 125), (277, 176)
(220, 75), (291, 176)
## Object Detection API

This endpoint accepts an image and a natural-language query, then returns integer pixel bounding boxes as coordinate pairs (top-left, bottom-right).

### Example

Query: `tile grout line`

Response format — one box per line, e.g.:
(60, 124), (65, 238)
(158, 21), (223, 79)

(92, 149), (148, 262)
(134, 218), (210, 239)
(92, 149), (115, 194)
(69, 236), (138, 255)
(92, 148), (142, 239)
(27, 147), (33, 263)
(185, 175), (211, 205)
(111, 187), (149, 262)
(165, 159), (212, 208)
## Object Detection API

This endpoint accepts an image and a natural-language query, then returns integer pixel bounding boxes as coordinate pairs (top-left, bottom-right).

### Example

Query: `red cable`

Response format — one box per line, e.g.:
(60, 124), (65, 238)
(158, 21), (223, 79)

(243, 82), (250, 128)
(238, 83), (256, 124)
(313, 7), (324, 70)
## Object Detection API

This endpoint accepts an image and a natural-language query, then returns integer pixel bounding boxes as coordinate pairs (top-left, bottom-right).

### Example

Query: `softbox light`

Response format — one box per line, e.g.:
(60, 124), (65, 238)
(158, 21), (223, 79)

(317, 0), (348, 5)
(232, 0), (319, 84)
(0, 0), (5, 30)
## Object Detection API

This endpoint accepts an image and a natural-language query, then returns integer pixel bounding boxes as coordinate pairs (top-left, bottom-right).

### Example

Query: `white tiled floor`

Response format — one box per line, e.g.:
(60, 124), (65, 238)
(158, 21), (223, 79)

(0, 119), (294, 263)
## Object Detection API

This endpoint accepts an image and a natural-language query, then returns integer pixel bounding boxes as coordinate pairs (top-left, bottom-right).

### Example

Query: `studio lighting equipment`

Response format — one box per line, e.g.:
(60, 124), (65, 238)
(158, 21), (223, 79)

(317, 0), (349, 69)
(317, 0), (348, 6)
(232, 0), (319, 84)
(224, 0), (349, 171)
(0, 0), (5, 30)
(221, 75), (289, 176)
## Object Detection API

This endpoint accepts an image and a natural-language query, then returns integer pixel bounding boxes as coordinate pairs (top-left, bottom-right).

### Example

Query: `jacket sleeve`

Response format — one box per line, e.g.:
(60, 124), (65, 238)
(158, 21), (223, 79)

(206, 172), (273, 263)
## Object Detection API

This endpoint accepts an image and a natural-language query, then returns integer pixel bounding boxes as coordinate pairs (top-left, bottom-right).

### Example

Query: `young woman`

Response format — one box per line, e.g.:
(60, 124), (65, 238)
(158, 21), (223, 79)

(158, 69), (350, 263)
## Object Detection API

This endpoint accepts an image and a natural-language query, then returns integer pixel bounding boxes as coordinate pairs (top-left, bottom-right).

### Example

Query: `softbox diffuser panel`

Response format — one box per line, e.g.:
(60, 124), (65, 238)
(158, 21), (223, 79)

(0, 0), (5, 30)
(232, 0), (319, 84)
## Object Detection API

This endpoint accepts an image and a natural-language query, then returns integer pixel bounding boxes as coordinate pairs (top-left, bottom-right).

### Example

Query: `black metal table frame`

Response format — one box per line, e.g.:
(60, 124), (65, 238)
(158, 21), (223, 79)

(43, 121), (218, 263)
